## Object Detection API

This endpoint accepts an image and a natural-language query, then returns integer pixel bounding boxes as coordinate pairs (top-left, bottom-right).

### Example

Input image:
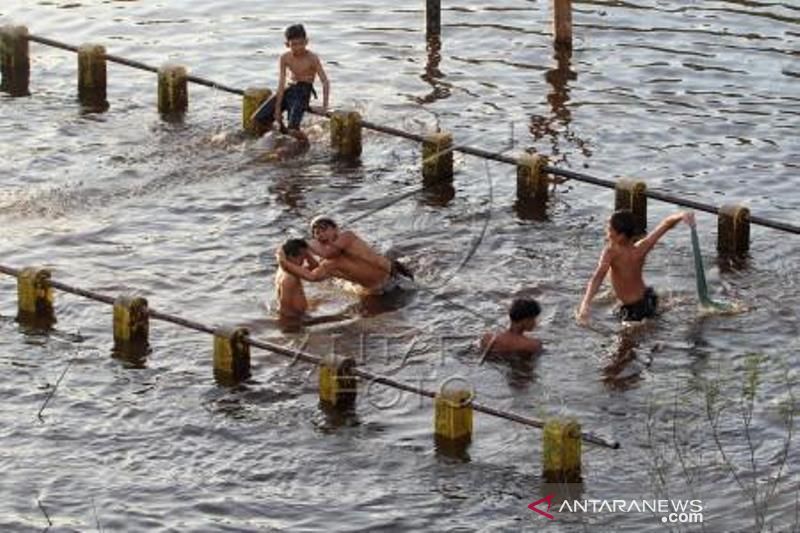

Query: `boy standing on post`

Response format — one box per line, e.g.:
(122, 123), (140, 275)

(577, 209), (695, 323)
(252, 24), (330, 142)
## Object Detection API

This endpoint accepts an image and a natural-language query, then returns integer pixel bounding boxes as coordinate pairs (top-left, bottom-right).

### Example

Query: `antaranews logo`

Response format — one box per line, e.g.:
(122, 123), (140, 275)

(529, 496), (704, 525)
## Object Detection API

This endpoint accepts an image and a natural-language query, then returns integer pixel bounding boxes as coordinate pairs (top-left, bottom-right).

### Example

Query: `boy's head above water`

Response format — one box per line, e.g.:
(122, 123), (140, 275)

(509, 298), (541, 331)
(282, 238), (308, 264)
(284, 24), (308, 54)
(310, 216), (338, 243)
(608, 209), (637, 243)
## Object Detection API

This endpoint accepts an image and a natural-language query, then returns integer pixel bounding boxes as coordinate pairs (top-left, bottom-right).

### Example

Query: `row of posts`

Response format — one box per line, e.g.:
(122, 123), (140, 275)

(12, 266), (583, 482)
(0, 25), (751, 256)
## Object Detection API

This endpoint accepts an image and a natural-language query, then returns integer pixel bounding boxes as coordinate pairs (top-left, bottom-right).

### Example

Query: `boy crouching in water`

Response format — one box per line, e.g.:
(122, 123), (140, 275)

(480, 298), (543, 356)
(577, 209), (694, 323)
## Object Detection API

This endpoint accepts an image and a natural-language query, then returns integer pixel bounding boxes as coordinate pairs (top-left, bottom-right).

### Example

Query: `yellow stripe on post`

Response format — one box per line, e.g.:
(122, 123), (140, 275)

(78, 44), (108, 111)
(17, 267), (54, 325)
(422, 132), (453, 185)
(319, 354), (356, 408)
(517, 153), (550, 209)
(717, 204), (750, 257)
(434, 377), (473, 454)
(242, 87), (272, 135)
(158, 64), (188, 116)
(542, 419), (582, 483)
(213, 327), (251, 385)
(330, 110), (362, 159)
(113, 295), (149, 356)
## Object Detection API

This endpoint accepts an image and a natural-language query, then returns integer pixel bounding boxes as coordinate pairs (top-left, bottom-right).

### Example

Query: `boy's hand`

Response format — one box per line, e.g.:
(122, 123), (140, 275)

(575, 305), (591, 325)
(682, 211), (696, 227)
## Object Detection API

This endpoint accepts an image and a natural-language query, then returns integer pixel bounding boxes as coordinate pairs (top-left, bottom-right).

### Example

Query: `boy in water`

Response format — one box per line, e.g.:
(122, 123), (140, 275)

(480, 298), (543, 355)
(276, 216), (413, 295)
(252, 24), (330, 142)
(577, 209), (695, 323)
(275, 238), (317, 318)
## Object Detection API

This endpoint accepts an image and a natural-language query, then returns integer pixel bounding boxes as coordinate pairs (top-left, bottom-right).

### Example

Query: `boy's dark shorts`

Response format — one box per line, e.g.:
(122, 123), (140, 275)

(252, 82), (314, 130)
(617, 286), (658, 322)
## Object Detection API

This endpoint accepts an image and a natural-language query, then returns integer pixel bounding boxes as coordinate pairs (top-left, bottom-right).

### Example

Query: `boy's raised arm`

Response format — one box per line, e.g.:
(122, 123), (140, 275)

(577, 247), (612, 323)
(636, 211), (688, 256)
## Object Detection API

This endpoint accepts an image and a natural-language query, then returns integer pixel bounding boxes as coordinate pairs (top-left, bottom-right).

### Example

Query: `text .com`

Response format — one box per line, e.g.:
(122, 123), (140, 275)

(530, 496), (703, 524)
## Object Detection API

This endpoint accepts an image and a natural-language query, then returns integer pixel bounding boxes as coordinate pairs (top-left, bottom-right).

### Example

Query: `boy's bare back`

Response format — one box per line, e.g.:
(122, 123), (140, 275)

(276, 268), (307, 318)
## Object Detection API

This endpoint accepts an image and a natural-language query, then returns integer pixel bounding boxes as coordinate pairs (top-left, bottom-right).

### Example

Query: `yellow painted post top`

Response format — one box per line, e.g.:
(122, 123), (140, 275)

(213, 326), (251, 383)
(17, 267), (53, 317)
(516, 153), (550, 203)
(434, 377), (474, 442)
(319, 354), (357, 407)
(330, 110), (362, 159)
(615, 178), (648, 235)
(422, 131), (454, 183)
(1, 25), (30, 97)
(157, 64), (188, 115)
(718, 204), (750, 256)
(542, 418), (582, 483)
(113, 295), (149, 346)
(242, 87), (272, 135)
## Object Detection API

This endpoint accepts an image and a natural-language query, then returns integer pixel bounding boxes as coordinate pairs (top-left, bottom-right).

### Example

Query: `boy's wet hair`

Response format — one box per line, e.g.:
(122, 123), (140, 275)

(285, 24), (307, 42)
(509, 298), (541, 322)
(282, 238), (308, 258)
(310, 216), (337, 233)
(610, 210), (637, 239)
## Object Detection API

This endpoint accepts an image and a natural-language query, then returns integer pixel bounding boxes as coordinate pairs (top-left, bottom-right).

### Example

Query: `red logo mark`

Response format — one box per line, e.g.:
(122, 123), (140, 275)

(528, 494), (555, 520)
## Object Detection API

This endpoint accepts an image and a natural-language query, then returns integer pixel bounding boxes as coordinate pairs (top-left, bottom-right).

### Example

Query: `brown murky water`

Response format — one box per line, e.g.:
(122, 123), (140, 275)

(1, 1), (799, 531)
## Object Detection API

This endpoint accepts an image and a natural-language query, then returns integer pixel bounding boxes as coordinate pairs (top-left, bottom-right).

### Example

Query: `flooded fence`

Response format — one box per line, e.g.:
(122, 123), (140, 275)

(3, 25), (797, 256)
(0, 263), (618, 485)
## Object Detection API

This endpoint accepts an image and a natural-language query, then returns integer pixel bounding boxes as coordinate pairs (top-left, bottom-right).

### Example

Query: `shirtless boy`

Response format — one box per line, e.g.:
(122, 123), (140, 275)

(276, 216), (413, 295)
(577, 209), (695, 323)
(480, 298), (543, 356)
(252, 24), (330, 141)
(275, 238), (317, 318)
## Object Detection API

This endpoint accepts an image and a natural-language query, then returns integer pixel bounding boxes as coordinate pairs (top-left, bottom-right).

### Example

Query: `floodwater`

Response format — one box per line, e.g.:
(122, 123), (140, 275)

(1, 1), (799, 531)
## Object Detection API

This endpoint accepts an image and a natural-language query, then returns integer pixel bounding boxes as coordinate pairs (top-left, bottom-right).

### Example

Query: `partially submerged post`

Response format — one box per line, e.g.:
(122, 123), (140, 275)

(422, 131), (453, 185)
(113, 296), (149, 356)
(213, 327), (251, 384)
(517, 153), (550, 209)
(17, 267), (54, 325)
(717, 204), (750, 257)
(330, 110), (362, 160)
(552, 0), (573, 51)
(319, 354), (357, 408)
(242, 87), (272, 135)
(78, 44), (108, 111)
(157, 64), (188, 116)
(615, 178), (647, 236)
(434, 378), (473, 454)
(542, 418), (582, 483)
(0, 25), (30, 97)
(426, 0), (442, 41)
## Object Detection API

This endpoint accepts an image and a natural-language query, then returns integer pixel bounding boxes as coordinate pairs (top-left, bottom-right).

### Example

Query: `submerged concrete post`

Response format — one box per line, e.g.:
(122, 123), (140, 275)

(78, 44), (108, 111)
(434, 379), (473, 450)
(615, 178), (647, 235)
(17, 267), (54, 323)
(542, 419), (582, 483)
(0, 25), (30, 97)
(717, 204), (750, 256)
(157, 64), (188, 116)
(517, 153), (550, 208)
(422, 132), (453, 185)
(330, 110), (362, 159)
(242, 87), (272, 135)
(319, 354), (357, 408)
(426, 0), (442, 40)
(552, 0), (573, 51)
(113, 296), (149, 353)
(213, 327), (250, 384)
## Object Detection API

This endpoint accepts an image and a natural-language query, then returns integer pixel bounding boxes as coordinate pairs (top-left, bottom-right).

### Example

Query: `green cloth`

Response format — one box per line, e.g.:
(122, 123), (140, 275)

(690, 224), (734, 311)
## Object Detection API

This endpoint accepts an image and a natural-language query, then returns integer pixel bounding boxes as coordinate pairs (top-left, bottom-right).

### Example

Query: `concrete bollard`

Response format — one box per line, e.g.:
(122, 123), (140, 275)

(242, 87), (272, 135)
(113, 295), (149, 354)
(552, 0), (573, 51)
(542, 419), (582, 483)
(77, 44), (108, 111)
(319, 354), (357, 408)
(330, 110), (362, 159)
(517, 153), (550, 208)
(422, 131), (453, 185)
(717, 204), (750, 256)
(213, 327), (251, 384)
(17, 267), (54, 324)
(426, 0), (442, 39)
(157, 64), (188, 116)
(0, 25), (30, 97)
(615, 178), (647, 236)
(434, 379), (473, 449)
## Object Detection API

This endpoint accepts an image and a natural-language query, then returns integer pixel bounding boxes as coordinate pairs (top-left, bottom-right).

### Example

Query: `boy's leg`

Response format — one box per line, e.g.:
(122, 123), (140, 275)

(251, 95), (277, 129)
